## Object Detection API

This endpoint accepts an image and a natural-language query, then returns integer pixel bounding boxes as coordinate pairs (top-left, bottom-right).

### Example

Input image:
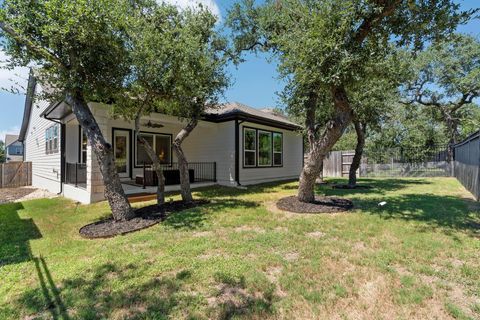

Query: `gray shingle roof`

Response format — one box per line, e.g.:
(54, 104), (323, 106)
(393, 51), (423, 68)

(205, 102), (301, 129)
(5, 134), (19, 147)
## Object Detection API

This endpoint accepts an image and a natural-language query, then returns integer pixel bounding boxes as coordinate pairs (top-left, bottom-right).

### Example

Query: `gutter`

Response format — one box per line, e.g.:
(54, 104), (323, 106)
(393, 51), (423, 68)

(43, 114), (65, 195)
(204, 112), (302, 131)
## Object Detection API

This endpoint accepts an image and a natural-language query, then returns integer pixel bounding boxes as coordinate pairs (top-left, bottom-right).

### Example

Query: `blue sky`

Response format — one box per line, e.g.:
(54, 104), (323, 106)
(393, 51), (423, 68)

(0, 0), (478, 140)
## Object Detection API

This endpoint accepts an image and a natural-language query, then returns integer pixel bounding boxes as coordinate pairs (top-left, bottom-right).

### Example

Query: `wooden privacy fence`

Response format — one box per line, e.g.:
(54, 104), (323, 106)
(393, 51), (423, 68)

(0, 162), (32, 188)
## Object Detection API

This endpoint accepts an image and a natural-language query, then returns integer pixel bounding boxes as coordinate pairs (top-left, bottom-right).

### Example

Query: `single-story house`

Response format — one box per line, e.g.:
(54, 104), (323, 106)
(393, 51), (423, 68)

(4, 134), (24, 163)
(18, 72), (304, 204)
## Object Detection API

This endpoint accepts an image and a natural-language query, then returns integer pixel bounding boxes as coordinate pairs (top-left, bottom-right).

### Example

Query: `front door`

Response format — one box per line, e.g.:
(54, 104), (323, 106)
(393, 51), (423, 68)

(113, 130), (130, 178)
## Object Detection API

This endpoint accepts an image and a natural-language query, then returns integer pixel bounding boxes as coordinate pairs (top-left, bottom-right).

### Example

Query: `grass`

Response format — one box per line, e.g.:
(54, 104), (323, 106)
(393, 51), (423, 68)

(0, 177), (479, 319)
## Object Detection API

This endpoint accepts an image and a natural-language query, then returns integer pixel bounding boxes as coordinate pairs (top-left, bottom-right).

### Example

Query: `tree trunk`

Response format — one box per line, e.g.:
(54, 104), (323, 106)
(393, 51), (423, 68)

(66, 92), (134, 221)
(318, 161), (324, 184)
(134, 113), (165, 206)
(297, 85), (354, 203)
(348, 120), (366, 188)
(444, 111), (459, 164)
(173, 119), (198, 204)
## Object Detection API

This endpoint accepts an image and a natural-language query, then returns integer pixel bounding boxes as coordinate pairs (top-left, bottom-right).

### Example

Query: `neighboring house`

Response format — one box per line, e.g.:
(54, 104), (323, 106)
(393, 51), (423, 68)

(19, 72), (303, 204)
(4, 134), (24, 162)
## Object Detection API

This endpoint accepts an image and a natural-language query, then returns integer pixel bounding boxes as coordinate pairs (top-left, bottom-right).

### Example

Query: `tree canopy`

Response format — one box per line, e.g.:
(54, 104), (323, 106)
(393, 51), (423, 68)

(404, 33), (480, 146)
(228, 0), (475, 202)
(0, 140), (5, 163)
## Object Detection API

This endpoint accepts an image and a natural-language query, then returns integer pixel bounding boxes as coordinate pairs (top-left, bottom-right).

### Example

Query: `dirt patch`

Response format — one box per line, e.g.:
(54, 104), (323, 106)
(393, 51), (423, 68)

(234, 226), (265, 233)
(0, 187), (57, 204)
(306, 231), (326, 238)
(276, 196), (353, 214)
(284, 252), (300, 262)
(79, 199), (209, 239)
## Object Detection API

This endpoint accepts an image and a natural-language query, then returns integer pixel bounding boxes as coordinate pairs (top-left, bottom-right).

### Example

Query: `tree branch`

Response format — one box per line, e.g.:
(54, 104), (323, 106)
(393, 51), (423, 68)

(0, 21), (67, 71)
(351, 0), (401, 45)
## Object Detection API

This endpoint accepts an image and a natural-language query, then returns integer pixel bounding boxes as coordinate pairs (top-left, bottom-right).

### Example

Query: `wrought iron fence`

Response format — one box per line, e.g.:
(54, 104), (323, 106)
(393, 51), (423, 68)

(65, 162), (87, 188)
(323, 145), (452, 178)
(360, 145), (451, 178)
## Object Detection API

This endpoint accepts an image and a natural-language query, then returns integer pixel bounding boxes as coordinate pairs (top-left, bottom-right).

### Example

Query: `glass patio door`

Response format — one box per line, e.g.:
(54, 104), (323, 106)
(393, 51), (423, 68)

(113, 130), (130, 178)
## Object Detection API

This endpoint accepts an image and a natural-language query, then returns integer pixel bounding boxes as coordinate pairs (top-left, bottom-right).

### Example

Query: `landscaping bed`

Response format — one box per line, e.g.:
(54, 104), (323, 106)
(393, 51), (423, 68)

(276, 195), (353, 213)
(79, 199), (209, 239)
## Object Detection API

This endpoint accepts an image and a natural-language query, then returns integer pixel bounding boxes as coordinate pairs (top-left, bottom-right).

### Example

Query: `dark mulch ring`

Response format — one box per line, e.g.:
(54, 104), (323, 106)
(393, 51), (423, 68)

(79, 199), (209, 239)
(276, 196), (353, 214)
(332, 184), (373, 189)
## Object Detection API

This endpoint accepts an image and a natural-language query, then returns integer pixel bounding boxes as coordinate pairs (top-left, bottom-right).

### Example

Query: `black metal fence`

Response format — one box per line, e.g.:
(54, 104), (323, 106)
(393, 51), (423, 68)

(65, 162), (87, 189)
(453, 131), (480, 200)
(360, 145), (451, 177)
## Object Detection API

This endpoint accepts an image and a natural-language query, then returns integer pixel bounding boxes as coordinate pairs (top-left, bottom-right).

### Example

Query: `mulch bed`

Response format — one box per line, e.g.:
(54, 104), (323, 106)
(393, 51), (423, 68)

(332, 184), (373, 190)
(276, 196), (353, 214)
(79, 199), (209, 239)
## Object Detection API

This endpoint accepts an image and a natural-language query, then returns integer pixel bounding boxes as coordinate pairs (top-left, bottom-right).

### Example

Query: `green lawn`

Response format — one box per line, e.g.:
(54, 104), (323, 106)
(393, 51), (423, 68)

(1, 178), (479, 320)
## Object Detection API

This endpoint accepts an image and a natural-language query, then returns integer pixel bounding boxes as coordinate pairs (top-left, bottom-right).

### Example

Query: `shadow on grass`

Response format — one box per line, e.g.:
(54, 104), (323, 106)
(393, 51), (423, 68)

(317, 178), (432, 196)
(19, 262), (275, 320)
(0, 202), (42, 267)
(162, 198), (259, 230)
(194, 180), (298, 199)
(354, 193), (480, 236)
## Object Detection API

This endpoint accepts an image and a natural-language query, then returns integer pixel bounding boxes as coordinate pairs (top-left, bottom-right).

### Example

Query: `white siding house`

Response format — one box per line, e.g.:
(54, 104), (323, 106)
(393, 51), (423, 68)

(19, 74), (304, 204)
(4, 134), (24, 163)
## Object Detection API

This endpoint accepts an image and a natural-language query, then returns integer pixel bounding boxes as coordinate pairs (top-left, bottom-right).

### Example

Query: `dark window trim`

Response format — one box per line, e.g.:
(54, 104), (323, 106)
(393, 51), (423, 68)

(112, 127), (133, 179)
(242, 125), (283, 169)
(243, 127), (257, 168)
(133, 130), (173, 168)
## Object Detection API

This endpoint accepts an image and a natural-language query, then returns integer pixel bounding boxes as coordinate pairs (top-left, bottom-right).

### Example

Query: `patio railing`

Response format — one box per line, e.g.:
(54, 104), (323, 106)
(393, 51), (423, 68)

(139, 162), (216, 188)
(65, 162), (87, 189)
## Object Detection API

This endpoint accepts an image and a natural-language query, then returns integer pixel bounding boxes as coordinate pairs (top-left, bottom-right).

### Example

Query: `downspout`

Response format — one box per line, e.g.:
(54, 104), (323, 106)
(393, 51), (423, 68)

(234, 119), (245, 186)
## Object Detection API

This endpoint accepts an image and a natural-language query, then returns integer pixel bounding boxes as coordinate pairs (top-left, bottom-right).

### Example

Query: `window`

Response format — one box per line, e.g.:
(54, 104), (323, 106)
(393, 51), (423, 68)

(135, 132), (171, 166)
(8, 145), (23, 155)
(79, 128), (88, 164)
(258, 130), (272, 166)
(45, 125), (59, 154)
(243, 127), (283, 168)
(273, 132), (283, 166)
(243, 128), (256, 167)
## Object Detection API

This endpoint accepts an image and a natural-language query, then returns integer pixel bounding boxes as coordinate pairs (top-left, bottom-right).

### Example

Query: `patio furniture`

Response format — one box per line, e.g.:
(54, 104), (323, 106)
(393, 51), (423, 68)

(135, 168), (195, 187)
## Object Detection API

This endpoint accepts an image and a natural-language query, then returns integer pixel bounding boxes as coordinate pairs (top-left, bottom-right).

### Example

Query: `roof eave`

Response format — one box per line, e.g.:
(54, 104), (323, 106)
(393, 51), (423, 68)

(203, 111), (302, 131)
(18, 70), (37, 142)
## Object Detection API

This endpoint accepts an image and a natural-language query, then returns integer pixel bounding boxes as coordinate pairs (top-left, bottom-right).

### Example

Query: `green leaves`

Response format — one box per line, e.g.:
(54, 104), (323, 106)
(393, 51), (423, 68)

(114, 1), (230, 122)
(0, 0), (133, 102)
(227, 0), (475, 131)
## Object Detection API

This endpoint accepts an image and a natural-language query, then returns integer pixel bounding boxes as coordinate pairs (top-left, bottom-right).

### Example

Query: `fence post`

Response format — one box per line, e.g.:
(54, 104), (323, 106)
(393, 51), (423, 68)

(0, 164), (3, 188)
(214, 162), (217, 182)
(143, 162), (146, 189)
(75, 163), (78, 187)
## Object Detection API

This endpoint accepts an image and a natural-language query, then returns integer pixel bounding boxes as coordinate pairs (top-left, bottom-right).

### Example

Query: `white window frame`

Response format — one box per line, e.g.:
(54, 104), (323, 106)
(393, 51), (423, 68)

(45, 124), (59, 155)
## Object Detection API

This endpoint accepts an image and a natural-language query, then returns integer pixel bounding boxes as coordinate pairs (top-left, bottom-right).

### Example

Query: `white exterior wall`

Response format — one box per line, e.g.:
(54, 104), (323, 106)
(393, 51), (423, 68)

(24, 84), (62, 194)
(86, 103), (237, 203)
(238, 121), (303, 185)
(24, 99), (302, 204)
